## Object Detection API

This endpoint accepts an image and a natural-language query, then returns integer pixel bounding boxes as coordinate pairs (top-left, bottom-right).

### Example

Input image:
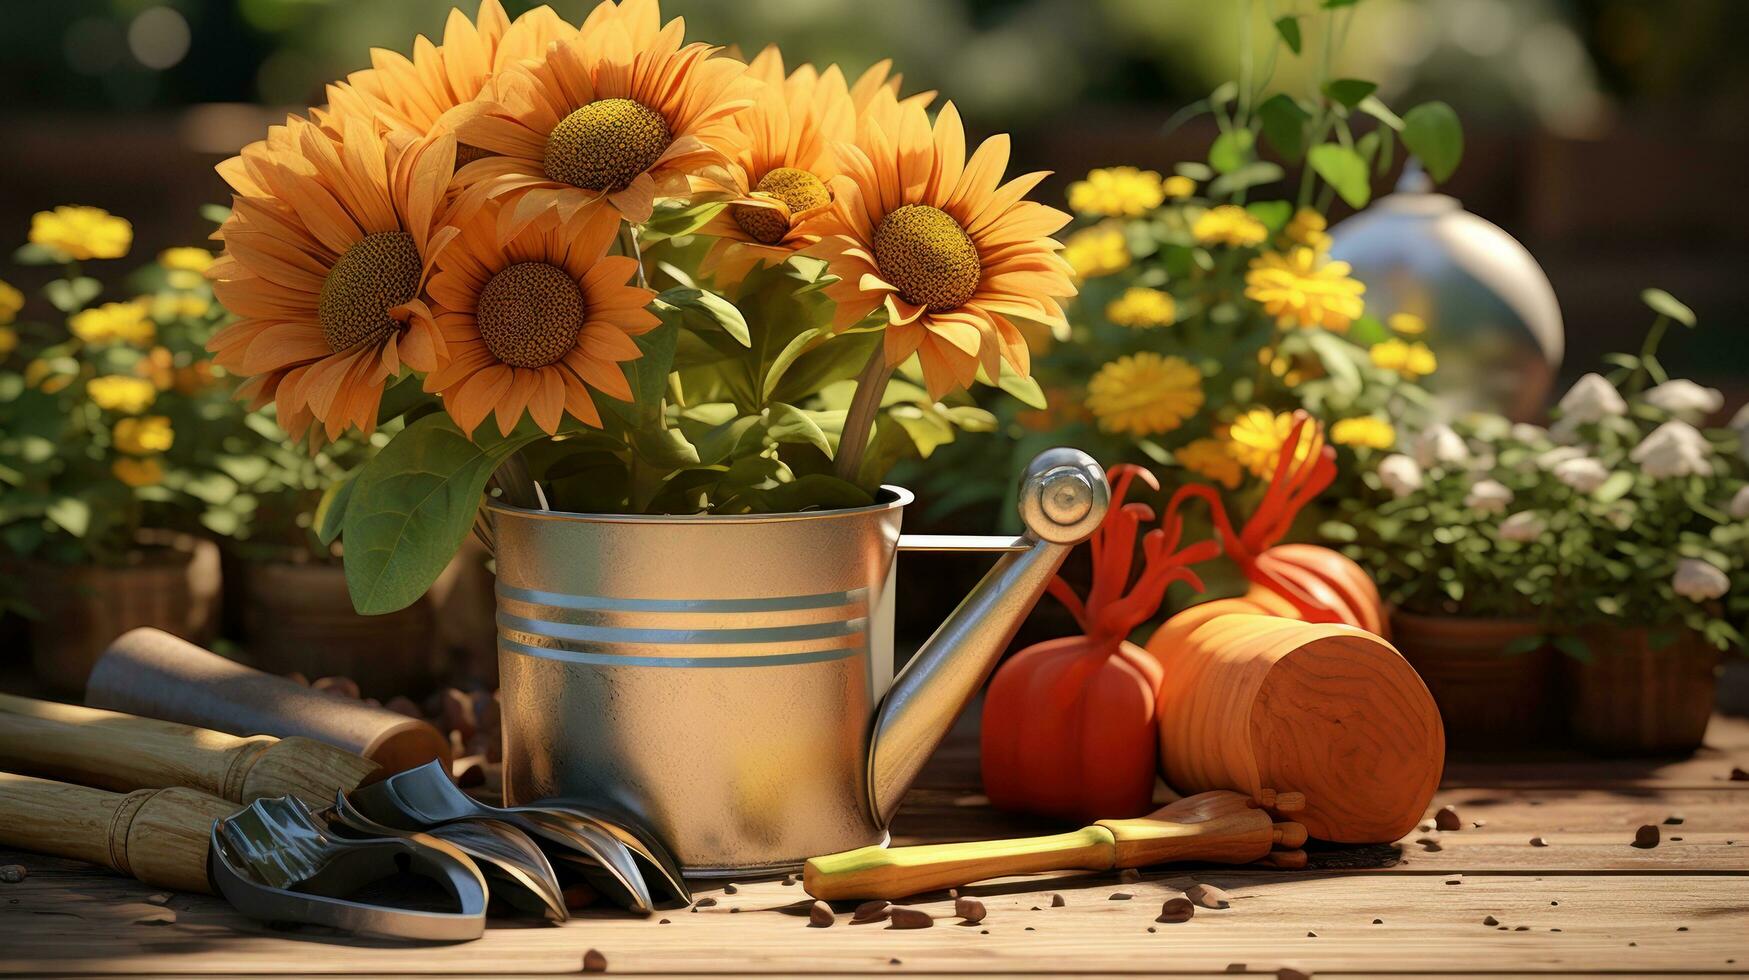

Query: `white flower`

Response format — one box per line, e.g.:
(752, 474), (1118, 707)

(1553, 457), (1611, 493)
(1731, 485), (1749, 521)
(1630, 420), (1713, 479)
(1511, 423), (1550, 445)
(1557, 373), (1627, 424)
(1672, 558), (1729, 602)
(1465, 478), (1514, 513)
(1413, 423), (1470, 469)
(1378, 454), (1424, 498)
(1644, 380), (1724, 421)
(1498, 510), (1547, 543)
(1536, 445), (1588, 471)
(1733, 402), (1749, 434)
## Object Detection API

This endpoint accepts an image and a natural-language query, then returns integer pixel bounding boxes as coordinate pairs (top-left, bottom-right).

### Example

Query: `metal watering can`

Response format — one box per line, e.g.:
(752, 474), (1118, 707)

(487, 449), (1110, 875)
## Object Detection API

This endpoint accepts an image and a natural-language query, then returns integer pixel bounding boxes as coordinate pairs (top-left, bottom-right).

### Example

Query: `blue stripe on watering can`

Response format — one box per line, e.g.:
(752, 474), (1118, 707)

(496, 584), (869, 614)
(499, 635), (859, 668)
(496, 612), (867, 647)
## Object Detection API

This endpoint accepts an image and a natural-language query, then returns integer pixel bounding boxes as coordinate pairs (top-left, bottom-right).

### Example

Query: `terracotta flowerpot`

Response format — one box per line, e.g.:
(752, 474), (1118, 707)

(427, 535), (499, 687)
(1565, 626), (1719, 756)
(23, 534), (222, 694)
(241, 560), (440, 698)
(1388, 609), (1557, 750)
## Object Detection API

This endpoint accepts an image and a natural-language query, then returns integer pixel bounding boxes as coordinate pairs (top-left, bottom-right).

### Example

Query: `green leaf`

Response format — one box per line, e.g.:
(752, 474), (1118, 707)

(1208, 129), (1255, 175)
(1245, 200), (1294, 234)
(45, 277), (102, 314)
(995, 367), (1048, 409)
(12, 243), (63, 266)
(1308, 144), (1372, 208)
(656, 286), (750, 347)
(1207, 162), (1284, 197)
(46, 498), (90, 537)
(1273, 15), (1302, 53)
(1594, 471), (1636, 504)
(1322, 78), (1378, 108)
(1551, 633), (1592, 662)
(314, 475), (354, 546)
(1639, 288), (1696, 327)
(1304, 329), (1363, 398)
(639, 200), (726, 243)
(342, 413), (539, 614)
(1348, 313), (1390, 346)
(1502, 634), (1547, 656)
(1401, 101), (1464, 183)
(1321, 0), (1361, 7)
(1257, 94), (1311, 162)
(764, 403), (834, 456)
(1357, 95), (1405, 131)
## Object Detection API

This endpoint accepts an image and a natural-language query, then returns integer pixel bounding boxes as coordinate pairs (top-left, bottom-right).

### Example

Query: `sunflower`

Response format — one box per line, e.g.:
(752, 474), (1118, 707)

(1227, 407), (1322, 478)
(30, 206), (132, 261)
(1105, 286), (1176, 328)
(809, 97), (1075, 397)
(453, 0), (756, 231)
(1060, 223), (1129, 280)
(693, 47), (858, 285)
(1244, 247), (1366, 332)
(1177, 437), (1243, 489)
(323, 0), (575, 149)
(1085, 352), (1203, 436)
(423, 200), (659, 436)
(207, 117), (459, 441)
(1066, 167), (1165, 218)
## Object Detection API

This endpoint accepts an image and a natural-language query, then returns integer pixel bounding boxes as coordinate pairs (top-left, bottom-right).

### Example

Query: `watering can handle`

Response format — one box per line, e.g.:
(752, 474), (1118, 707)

(866, 448), (1110, 828)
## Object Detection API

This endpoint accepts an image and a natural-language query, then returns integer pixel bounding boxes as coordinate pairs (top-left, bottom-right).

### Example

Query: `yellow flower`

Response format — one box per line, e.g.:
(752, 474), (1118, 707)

(1162, 175), (1196, 199)
(137, 346), (175, 390)
(1282, 208), (1333, 255)
(29, 206), (132, 261)
(112, 415), (175, 455)
(174, 359), (218, 395)
(0, 327), (16, 357)
(69, 301), (155, 346)
(1192, 205), (1268, 248)
(158, 247), (215, 273)
(1331, 415), (1396, 450)
(1105, 287), (1177, 328)
(1388, 312), (1427, 336)
(0, 279), (23, 324)
(87, 375), (157, 414)
(1061, 223), (1130, 280)
(1226, 407), (1320, 478)
(1067, 167), (1166, 218)
(1177, 437), (1243, 489)
(1085, 352), (1205, 436)
(112, 456), (164, 488)
(1245, 247), (1367, 332)
(1370, 339), (1438, 381)
(166, 270), (205, 291)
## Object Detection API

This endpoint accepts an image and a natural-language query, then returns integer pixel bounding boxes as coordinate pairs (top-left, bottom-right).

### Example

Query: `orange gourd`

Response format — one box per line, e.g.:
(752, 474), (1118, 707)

(981, 466), (1218, 822)
(1160, 412), (1386, 639)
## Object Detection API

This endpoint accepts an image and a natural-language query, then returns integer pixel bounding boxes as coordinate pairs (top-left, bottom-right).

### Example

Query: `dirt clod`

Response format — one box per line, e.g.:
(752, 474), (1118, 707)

(1483, 915), (1500, 926)
(694, 897), (717, 908)
(808, 901), (834, 928)
(1434, 806), (1462, 831)
(1730, 767), (1748, 781)
(1278, 969), (1312, 980)
(0, 865), (27, 884)
(1109, 892), (1133, 901)
(582, 948), (607, 973)
(888, 908), (933, 930)
(955, 897), (986, 924)
(1049, 893), (1066, 908)
(1634, 824), (1660, 848)
(1119, 868), (1142, 883)
(1663, 814), (1685, 825)
(852, 900), (890, 923)
(1185, 883), (1230, 909)
(1529, 836), (1549, 847)
(782, 874), (798, 886)
(1157, 897), (1194, 923)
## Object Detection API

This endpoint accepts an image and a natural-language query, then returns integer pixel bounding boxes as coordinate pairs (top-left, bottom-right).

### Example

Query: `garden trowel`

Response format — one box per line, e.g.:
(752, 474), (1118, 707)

(803, 790), (1308, 900)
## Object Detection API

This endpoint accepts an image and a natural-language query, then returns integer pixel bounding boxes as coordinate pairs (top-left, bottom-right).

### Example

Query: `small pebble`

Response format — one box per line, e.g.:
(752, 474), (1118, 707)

(723, 883), (739, 895)
(0, 865), (27, 884)
(694, 897), (717, 908)
(808, 901), (834, 928)
(1730, 767), (1748, 781)
(1671, 836), (1684, 842)
(852, 900), (890, 923)
(1483, 915), (1500, 926)
(1306, 931), (1317, 938)
(1024, 926), (1035, 931)
(1472, 819), (1488, 828)
(1677, 926), (1689, 932)
(1418, 838), (1444, 852)
(955, 897), (986, 924)
(1434, 805), (1463, 831)
(888, 908), (933, 930)
(1147, 926), (1156, 933)
(889, 958), (901, 965)
(1372, 918), (1384, 925)
(782, 874), (798, 886)
(582, 949), (607, 973)
(145, 893), (171, 905)
(1529, 836), (1549, 847)
(979, 929), (988, 935)
(1109, 892), (1133, 901)
(948, 888), (958, 899)
(729, 907), (741, 913)
(1633, 824), (1660, 849)
(1119, 868), (1142, 883)
(1278, 970), (1312, 980)
(1417, 820), (1435, 832)
(1185, 883), (1230, 909)
(1049, 893), (1066, 908)
(1157, 897), (1195, 923)
(1515, 926), (1529, 931)
(657, 918), (670, 924)
(1663, 814), (1685, 825)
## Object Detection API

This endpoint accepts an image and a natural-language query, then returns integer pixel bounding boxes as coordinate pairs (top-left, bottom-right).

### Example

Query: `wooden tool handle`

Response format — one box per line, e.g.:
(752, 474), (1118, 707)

(0, 772), (234, 893)
(805, 827), (1116, 901)
(0, 693), (377, 806)
(1095, 790), (1279, 867)
(85, 628), (448, 773)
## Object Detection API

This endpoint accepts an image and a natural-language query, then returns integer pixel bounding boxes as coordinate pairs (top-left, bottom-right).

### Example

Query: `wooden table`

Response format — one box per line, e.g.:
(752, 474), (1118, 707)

(3, 712), (1746, 978)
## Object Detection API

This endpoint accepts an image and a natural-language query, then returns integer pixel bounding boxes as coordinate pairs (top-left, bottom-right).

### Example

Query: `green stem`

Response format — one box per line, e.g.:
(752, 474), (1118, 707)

(1626, 315), (1669, 396)
(834, 342), (893, 484)
(618, 222), (648, 289)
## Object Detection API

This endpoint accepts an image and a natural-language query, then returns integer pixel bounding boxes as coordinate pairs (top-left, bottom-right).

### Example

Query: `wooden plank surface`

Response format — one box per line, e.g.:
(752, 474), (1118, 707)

(2, 711), (1746, 977)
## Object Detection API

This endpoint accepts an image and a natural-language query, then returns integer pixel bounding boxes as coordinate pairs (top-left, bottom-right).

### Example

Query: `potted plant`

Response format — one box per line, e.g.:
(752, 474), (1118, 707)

(0, 209), (231, 691)
(204, 0), (1082, 870)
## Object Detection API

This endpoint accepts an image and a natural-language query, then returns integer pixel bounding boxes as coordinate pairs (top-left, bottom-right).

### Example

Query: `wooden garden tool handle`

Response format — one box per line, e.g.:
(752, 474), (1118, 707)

(0, 771), (235, 894)
(85, 628), (449, 773)
(0, 693), (378, 806)
(804, 792), (1303, 900)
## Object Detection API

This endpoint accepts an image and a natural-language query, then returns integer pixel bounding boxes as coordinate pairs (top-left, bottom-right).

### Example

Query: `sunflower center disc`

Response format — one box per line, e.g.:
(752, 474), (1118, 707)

(871, 204), (982, 313)
(731, 167), (830, 245)
(318, 231), (423, 352)
(477, 261), (586, 369)
(543, 98), (672, 192)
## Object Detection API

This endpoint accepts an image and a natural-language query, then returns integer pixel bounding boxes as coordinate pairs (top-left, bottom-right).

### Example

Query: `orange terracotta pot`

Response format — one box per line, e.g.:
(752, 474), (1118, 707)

(1388, 610), (1557, 750)
(1152, 613), (1444, 843)
(1565, 626), (1719, 756)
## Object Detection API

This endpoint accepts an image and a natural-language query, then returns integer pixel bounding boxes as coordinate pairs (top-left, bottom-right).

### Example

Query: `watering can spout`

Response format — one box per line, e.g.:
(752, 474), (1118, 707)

(865, 449), (1109, 827)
